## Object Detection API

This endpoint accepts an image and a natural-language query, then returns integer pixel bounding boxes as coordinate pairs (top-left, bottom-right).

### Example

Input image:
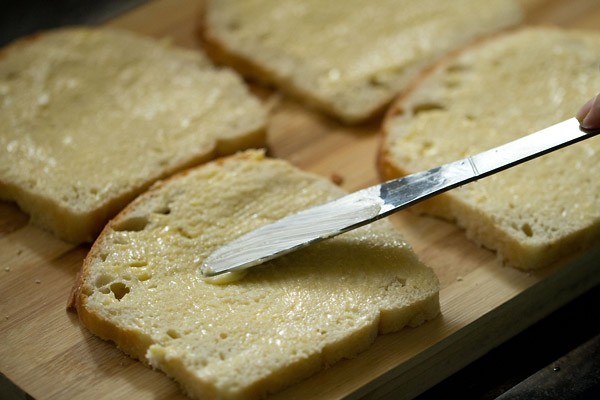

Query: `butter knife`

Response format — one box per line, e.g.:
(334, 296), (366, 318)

(201, 118), (599, 277)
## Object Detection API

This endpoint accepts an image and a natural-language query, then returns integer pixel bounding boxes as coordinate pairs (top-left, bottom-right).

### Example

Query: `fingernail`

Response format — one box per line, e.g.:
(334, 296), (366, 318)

(576, 97), (593, 123)
(581, 94), (600, 130)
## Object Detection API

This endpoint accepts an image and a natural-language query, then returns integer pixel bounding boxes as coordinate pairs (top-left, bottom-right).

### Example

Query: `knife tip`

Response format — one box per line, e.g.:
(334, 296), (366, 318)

(199, 262), (217, 277)
(199, 262), (248, 284)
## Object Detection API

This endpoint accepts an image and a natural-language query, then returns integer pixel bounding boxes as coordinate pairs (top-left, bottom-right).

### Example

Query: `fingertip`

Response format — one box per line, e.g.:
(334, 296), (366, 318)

(576, 97), (594, 124)
(580, 93), (600, 130)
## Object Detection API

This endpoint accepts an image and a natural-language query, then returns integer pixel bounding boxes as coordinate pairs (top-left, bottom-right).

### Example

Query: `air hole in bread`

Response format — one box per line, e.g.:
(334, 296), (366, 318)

(384, 276), (407, 291)
(446, 64), (470, 74)
(418, 141), (435, 156)
(412, 102), (445, 115)
(175, 227), (194, 239)
(154, 205), (171, 215)
(138, 272), (152, 281)
(167, 329), (181, 339)
(5, 71), (19, 80)
(113, 216), (149, 232)
(442, 64), (471, 89)
(368, 75), (386, 88)
(389, 107), (405, 118)
(95, 274), (114, 288)
(110, 282), (130, 300)
(521, 223), (534, 237)
(129, 261), (147, 268)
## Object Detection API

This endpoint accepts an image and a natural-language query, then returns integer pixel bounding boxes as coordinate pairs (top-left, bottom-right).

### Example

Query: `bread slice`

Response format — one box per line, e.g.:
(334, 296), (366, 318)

(200, 0), (523, 123)
(69, 150), (440, 400)
(380, 27), (600, 270)
(0, 27), (267, 243)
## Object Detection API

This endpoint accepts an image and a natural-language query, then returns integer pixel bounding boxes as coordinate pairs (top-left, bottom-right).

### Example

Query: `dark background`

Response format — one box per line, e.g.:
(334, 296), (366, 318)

(0, 0), (146, 46)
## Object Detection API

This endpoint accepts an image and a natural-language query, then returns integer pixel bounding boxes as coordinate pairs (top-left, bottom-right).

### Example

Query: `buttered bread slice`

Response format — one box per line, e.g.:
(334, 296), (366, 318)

(200, 0), (522, 123)
(381, 28), (600, 270)
(0, 27), (267, 243)
(70, 150), (440, 400)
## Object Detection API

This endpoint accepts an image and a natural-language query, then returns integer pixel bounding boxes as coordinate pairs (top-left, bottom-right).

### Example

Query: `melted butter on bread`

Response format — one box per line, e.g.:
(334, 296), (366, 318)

(72, 150), (440, 399)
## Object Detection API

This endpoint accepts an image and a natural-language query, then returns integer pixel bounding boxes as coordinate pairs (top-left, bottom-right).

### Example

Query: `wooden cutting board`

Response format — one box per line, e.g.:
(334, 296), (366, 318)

(1, 0), (599, 399)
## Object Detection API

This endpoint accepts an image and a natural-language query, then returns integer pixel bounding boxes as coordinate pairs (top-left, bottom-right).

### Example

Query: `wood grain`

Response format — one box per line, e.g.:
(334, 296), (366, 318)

(1, 0), (599, 399)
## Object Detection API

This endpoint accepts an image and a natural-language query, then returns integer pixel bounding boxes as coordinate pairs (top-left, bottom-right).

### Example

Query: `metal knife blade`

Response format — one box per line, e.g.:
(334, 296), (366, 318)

(200, 118), (599, 277)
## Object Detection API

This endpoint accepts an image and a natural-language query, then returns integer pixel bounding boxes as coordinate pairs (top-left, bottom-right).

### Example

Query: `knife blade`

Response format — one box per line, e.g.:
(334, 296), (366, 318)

(200, 118), (599, 277)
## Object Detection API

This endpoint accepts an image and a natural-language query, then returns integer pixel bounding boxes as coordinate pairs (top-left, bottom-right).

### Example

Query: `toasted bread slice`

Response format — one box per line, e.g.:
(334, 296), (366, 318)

(200, 0), (522, 123)
(380, 27), (600, 270)
(0, 27), (267, 243)
(70, 150), (440, 400)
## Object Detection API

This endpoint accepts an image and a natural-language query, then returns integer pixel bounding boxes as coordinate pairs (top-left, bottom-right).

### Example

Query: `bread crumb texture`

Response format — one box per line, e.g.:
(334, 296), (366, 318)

(0, 28), (267, 243)
(75, 151), (439, 400)
(203, 0), (522, 123)
(383, 28), (600, 270)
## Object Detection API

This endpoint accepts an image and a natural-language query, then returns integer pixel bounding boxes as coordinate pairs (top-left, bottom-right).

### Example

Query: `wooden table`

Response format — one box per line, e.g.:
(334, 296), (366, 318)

(1, 0), (599, 399)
